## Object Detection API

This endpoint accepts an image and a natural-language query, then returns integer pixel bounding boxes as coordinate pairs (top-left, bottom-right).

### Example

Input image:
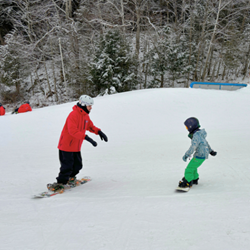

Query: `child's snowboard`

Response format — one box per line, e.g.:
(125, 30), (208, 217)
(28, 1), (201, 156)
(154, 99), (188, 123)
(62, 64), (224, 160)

(176, 186), (190, 192)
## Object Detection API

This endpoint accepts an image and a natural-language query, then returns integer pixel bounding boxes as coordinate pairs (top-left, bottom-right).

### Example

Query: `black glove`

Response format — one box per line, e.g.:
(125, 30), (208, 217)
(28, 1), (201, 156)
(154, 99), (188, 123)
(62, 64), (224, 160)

(85, 135), (97, 147)
(210, 150), (217, 156)
(98, 130), (108, 142)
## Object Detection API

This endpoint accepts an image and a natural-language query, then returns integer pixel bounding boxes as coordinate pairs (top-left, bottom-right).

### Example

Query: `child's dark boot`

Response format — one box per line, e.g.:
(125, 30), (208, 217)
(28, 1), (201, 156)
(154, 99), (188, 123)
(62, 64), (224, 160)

(192, 178), (199, 185)
(179, 178), (193, 188)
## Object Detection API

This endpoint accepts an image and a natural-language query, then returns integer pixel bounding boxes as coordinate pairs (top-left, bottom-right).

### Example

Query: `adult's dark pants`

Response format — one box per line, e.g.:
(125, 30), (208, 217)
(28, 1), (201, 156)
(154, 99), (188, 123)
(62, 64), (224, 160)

(57, 150), (83, 184)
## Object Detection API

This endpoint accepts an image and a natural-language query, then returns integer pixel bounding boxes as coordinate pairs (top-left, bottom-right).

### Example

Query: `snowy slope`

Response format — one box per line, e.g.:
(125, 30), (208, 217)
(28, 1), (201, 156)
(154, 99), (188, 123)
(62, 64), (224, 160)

(1, 86), (250, 250)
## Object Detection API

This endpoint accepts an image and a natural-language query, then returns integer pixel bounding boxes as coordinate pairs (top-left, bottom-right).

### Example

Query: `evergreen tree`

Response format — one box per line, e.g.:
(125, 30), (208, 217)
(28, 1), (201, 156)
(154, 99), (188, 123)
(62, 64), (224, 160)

(0, 33), (23, 99)
(88, 29), (138, 95)
(147, 27), (170, 88)
(148, 26), (193, 88)
(0, 32), (33, 102)
(167, 34), (193, 85)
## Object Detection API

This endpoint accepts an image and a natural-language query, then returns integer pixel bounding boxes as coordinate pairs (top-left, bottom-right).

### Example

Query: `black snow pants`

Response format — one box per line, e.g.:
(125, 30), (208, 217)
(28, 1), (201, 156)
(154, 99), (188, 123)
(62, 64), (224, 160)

(56, 150), (83, 184)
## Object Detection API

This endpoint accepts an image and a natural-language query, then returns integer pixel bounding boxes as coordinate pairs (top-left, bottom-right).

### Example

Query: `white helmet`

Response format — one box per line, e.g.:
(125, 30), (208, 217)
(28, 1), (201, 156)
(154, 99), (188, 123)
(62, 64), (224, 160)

(79, 95), (94, 106)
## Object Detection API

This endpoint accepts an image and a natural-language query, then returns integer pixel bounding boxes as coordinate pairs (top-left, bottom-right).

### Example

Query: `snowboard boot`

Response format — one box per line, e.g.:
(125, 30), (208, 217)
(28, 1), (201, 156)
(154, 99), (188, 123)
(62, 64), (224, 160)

(192, 178), (199, 185)
(67, 177), (80, 187)
(47, 182), (65, 192)
(182, 177), (199, 185)
(179, 178), (193, 188)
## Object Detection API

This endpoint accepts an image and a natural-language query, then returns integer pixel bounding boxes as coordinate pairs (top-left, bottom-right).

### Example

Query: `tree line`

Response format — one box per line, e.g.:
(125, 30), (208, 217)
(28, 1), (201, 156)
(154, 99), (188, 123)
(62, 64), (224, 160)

(0, 0), (249, 106)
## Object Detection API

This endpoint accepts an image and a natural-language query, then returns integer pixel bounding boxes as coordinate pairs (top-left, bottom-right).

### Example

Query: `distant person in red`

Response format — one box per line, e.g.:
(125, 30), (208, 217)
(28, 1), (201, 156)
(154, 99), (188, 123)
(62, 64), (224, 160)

(0, 103), (6, 116)
(12, 101), (32, 114)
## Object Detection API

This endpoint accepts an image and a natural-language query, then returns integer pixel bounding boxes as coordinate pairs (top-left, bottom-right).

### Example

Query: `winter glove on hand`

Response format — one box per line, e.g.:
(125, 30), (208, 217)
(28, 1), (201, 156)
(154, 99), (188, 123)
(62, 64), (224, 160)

(210, 150), (217, 156)
(182, 155), (188, 162)
(98, 130), (108, 142)
(85, 135), (97, 147)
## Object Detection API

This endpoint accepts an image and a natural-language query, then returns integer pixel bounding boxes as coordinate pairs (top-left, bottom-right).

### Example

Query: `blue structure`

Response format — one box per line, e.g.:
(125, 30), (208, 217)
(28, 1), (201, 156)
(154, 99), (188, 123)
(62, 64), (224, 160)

(190, 82), (247, 91)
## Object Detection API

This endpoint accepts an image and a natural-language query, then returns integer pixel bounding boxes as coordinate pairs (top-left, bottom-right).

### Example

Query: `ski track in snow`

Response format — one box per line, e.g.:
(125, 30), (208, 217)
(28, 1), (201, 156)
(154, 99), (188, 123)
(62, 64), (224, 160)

(1, 87), (250, 250)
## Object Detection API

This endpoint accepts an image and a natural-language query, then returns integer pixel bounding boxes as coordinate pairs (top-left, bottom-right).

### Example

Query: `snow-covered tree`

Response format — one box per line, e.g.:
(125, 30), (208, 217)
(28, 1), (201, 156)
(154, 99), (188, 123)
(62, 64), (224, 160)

(148, 26), (192, 88)
(0, 33), (31, 102)
(88, 29), (138, 95)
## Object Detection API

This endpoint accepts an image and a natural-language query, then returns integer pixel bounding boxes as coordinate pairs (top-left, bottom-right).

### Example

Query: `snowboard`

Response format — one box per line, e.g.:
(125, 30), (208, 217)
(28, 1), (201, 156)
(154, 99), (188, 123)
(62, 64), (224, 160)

(176, 186), (190, 192)
(33, 176), (91, 198)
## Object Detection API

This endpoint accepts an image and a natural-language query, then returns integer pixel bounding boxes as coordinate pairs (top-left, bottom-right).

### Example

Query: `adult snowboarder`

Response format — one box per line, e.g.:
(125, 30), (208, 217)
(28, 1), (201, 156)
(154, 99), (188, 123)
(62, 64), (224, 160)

(178, 117), (217, 190)
(48, 95), (108, 191)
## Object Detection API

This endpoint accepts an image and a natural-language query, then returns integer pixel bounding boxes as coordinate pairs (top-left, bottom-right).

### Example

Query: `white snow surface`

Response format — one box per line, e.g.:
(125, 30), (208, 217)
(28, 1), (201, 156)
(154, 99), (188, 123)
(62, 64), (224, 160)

(1, 86), (250, 250)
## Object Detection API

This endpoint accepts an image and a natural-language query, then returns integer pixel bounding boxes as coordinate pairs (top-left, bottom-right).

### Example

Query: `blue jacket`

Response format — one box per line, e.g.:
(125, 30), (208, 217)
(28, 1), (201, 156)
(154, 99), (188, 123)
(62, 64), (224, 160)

(184, 129), (212, 159)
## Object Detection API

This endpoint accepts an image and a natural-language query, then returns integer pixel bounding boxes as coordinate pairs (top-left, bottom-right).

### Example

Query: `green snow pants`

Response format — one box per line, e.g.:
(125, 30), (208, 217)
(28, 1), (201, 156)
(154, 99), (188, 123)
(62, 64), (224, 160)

(184, 158), (205, 182)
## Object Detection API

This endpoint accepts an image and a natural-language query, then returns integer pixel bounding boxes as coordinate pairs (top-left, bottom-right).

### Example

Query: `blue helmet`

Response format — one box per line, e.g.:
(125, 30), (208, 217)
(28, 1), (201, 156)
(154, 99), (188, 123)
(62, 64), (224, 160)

(184, 117), (200, 133)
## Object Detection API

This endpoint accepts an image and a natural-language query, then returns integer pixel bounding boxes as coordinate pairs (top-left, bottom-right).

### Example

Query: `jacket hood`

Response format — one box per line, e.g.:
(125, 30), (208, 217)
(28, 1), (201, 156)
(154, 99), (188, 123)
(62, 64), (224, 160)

(195, 129), (207, 138)
(73, 105), (88, 116)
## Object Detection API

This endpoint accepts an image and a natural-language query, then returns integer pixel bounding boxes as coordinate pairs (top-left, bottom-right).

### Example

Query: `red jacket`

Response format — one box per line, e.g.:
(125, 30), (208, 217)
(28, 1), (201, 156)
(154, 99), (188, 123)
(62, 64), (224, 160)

(58, 105), (100, 152)
(18, 103), (32, 113)
(0, 106), (5, 116)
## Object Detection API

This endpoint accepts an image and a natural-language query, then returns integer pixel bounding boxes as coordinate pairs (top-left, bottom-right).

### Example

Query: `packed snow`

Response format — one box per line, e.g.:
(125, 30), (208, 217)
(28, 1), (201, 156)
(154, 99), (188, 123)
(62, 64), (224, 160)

(1, 86), (250, 250)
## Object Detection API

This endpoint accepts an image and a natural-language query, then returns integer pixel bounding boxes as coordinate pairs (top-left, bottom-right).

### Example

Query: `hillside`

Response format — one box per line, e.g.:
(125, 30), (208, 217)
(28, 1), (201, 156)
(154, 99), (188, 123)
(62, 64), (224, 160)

(1, 86), (250, 250)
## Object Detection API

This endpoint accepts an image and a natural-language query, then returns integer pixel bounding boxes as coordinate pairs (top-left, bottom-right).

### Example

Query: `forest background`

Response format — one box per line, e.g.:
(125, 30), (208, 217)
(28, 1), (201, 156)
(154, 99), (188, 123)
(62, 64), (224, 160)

(0, 0), (250, 110)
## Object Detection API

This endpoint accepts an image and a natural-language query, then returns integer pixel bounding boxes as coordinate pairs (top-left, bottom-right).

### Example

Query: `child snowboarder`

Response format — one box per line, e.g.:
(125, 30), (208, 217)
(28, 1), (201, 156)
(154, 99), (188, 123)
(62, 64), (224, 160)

(48, 95), (108, 191)
(0, 103), (6, 116)
(178, 117), (217, 189)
